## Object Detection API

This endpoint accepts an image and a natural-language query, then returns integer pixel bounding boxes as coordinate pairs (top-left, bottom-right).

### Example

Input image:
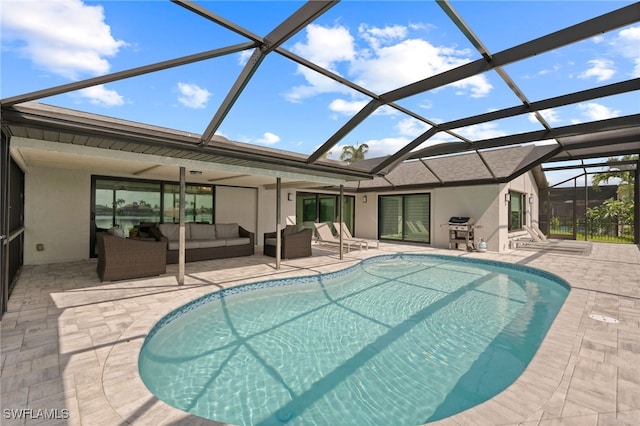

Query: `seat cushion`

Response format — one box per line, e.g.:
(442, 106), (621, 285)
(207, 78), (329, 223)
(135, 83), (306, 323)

(216, 223), (240, 239)
(225, 237), (251, 247)
(189, 223), (216, 240)
(194, 239), (226, 249)
(168, 240), (201, 250)
(264, 237), (277, 246)
(159, 223), (188, 241)
(107, 226), (125, 238)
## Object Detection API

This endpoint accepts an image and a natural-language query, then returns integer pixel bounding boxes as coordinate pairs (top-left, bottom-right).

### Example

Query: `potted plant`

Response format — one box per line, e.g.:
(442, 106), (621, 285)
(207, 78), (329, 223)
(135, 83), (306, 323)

(129, 226), (139, 238)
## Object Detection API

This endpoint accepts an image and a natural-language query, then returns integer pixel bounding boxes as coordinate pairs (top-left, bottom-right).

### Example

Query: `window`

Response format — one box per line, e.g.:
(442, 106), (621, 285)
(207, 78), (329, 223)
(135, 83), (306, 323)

(296, 192), (355, 234)
(508, 191), (525, 231)
(163, 184), (213, 224)
(91, 176), (215, 257)
(379, 193), (430, 243)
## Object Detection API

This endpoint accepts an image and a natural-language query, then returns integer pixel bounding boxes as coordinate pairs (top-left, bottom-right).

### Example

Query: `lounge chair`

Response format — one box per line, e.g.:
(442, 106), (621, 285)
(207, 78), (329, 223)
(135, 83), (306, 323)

(332, 222), (379, 249)
(512, 225), (592, 254)
(313, 222), (364, 252)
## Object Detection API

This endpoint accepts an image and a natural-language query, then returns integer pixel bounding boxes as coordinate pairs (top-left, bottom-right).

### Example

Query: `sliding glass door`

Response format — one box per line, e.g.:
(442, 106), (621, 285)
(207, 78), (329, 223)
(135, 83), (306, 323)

(379, 193), (430, 243)
(296, 192), (355, 234)
(91, 176), (215, 257)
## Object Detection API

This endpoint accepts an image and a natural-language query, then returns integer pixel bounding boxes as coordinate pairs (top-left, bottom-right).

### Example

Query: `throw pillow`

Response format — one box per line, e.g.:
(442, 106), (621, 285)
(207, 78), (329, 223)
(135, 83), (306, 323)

(107, 226), (125, 238)
(216, 223), (239, 239)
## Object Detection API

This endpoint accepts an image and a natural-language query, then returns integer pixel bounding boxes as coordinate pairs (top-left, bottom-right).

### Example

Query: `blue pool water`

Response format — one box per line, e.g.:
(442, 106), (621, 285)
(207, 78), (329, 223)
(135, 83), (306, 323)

(139, 254), (569, 425)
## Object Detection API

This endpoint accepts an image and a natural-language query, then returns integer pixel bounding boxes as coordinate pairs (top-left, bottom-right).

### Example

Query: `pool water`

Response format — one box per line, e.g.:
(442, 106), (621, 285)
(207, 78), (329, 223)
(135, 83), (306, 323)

(139, 254), (569, 425)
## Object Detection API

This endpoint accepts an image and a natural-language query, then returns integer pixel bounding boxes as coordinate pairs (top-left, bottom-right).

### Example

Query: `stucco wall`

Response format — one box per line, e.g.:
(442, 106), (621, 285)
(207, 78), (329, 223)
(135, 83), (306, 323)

(24, 167), (91, 264)
(22, 167), (539, 265)
(352, 171), (539, 253)
(23, 170), (262, 265)
(257, 187), (297, 246)
(215, 186), (258, 234)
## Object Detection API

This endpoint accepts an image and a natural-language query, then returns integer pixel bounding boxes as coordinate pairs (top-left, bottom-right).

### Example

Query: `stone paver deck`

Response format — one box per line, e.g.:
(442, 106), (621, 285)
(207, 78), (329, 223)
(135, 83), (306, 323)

(1, 242), (639, 425)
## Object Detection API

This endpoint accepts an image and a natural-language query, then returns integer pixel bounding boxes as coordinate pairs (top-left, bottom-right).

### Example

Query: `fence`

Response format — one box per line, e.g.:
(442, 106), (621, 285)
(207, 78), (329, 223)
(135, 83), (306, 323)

(542, 216), (635, 243)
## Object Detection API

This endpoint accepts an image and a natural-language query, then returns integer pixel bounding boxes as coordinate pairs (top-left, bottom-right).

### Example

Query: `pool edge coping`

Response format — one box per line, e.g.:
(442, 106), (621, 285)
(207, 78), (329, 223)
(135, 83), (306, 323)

(101, 251), (581, 425)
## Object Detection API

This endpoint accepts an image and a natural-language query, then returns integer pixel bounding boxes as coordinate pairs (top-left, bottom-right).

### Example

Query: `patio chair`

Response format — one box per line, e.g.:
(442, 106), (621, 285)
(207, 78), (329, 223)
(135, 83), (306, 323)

(332, 222), (379, 249)
(264, 225), (312, 259)
(313, 223), (364, 253)
(96, 232), (166, 281)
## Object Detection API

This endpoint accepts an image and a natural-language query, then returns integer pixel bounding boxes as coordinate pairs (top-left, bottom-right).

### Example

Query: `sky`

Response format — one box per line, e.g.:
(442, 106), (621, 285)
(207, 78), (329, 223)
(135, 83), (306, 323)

(1, 0), (638, 187)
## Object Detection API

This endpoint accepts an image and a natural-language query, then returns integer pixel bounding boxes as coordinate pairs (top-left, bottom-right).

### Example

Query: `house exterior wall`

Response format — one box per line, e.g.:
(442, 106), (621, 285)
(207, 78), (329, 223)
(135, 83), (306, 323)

(257, 187), (297, 243)
(352, 171), (539, 253)
(504, 171), (540, 250)
(24, 167), (91, 264)
(23, 169), (262, 265)
(22, 166), (539, 265)
(215, 186), (258, 234)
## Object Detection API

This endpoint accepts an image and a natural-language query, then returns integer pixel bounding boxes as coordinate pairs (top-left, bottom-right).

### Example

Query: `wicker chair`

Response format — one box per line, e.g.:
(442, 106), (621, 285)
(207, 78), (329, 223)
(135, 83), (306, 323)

(96, 233), (166, 281)
(263, 226), (312, 259)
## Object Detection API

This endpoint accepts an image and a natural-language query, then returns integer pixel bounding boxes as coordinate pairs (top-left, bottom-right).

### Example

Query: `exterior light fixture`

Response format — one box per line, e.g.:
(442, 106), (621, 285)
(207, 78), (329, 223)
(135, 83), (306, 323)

(288, 192), (293, 201)
(505, 193), (511, 203)
(363, 195), (368, 203)
(189, 170), (202, 176)
(529, 194), (534, 204)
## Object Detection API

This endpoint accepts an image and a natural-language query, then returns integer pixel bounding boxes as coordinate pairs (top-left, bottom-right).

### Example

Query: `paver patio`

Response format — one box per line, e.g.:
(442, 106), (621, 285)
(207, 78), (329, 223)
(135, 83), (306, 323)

(1, 242), (639, 425)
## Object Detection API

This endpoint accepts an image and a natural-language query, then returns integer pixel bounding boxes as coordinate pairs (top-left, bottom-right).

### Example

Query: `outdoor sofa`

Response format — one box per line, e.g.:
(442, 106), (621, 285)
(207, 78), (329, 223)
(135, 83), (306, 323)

(96, 232), (166, 281)
(263, 224), (312, 259)
(150, 222), (255, 264)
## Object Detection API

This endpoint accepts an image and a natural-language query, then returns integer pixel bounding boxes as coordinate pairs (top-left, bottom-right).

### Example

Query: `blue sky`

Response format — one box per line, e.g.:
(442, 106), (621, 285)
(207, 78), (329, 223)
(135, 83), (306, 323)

(1, 0), (638, 186)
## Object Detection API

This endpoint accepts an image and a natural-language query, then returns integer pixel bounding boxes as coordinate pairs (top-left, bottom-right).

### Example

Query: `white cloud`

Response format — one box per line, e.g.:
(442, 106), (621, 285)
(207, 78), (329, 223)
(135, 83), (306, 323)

(576, 102), (621, 121)
(1, 0), (126, 79)
(528, 108), (560, 124)
(291, 24), (356, 67)
(328, 99), (369, 116)
(395, 118), (431, 138)
(177, 83), (211, 109)
(455, 122), (507, 141)
(286, 22), (491, 102)
(613, 26), (640, 59)
(350, 38), (486, 95)
(237, 50), (253, 66)
(614, 26), (640, 77)
(358, 23), (408, 50)
(255, 132), (280, 145)
(77, 84), (124, 107)
(578, 59), (616, 82)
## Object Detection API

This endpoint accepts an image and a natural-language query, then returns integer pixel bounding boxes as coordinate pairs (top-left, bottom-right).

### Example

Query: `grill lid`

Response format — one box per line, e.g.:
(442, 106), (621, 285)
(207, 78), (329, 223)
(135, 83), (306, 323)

(448, 216), (471, 224)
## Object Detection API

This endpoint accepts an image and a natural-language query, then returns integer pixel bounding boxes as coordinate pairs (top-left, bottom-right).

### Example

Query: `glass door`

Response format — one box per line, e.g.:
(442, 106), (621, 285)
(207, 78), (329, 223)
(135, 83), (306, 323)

(379, 194), (430, 243)
(296, 193), (355, 235)
(91, 178), (162, 257)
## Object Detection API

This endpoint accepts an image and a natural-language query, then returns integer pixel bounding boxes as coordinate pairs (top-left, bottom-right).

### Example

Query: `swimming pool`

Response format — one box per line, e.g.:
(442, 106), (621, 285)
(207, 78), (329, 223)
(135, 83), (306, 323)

(139, 254), (569, 425)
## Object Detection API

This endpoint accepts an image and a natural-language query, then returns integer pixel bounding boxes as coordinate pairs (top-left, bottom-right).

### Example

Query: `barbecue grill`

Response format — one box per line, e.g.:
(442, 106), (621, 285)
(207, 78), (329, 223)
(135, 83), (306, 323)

(448, 216), (476, 250)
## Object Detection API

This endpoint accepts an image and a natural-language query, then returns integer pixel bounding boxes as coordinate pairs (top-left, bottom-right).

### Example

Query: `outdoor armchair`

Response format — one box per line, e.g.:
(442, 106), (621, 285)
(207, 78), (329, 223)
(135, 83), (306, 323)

(264, 225), (312, 259)
(96, 232), (166, 281)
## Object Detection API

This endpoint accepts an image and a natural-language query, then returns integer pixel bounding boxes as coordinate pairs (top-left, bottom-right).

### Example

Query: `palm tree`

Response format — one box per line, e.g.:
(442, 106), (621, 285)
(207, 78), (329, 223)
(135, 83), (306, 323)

(591, 154), (637, 201)
(590, 155), (637, 239)
(340, 143), (369, 163)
